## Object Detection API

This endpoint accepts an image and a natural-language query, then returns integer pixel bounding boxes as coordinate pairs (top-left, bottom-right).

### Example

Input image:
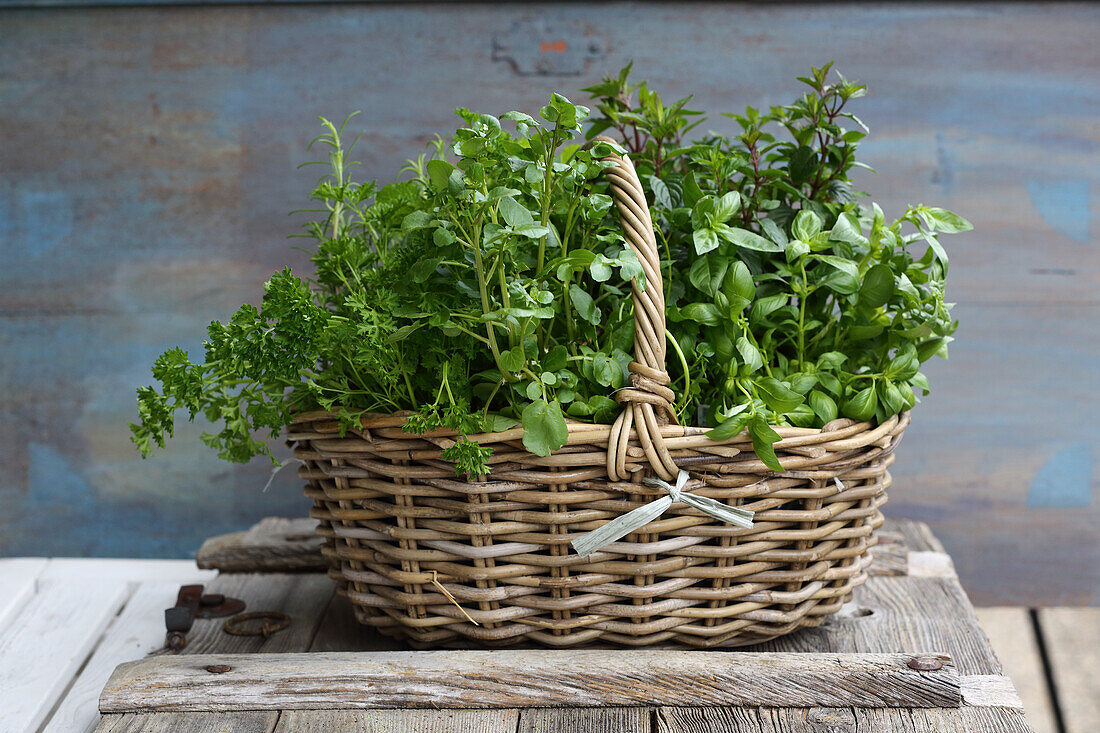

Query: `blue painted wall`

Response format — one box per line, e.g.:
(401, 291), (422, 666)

(1, 2), (1097, 605)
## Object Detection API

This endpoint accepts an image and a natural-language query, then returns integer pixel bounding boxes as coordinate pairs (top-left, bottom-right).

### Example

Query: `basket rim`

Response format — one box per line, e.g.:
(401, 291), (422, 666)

(289, 408), (910, 455)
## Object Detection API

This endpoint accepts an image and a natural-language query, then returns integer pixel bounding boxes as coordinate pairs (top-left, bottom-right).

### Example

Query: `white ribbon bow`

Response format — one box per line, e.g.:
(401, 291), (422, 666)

(571, 470), (755, 557)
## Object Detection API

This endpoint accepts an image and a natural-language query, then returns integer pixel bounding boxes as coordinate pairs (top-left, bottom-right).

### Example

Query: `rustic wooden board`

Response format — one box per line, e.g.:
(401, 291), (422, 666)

(0, 557), (47, 629)
(91, 572), (334, 733)
(1037, 607), (1100, 733)
(43, 579), (212, 733)
(100, 650), (965, 712)
(89, 519), (1032, 733)
(0, 578), (130, 733)
(196, 517), (326, 573)
(657, 706), (1034, 732)
(975, 607), (1057, 733)
(517, 707), (651, 733)
(754, 573), (1001, 676)
(273, 710), (521, 733)
(95, 712), (279, 733)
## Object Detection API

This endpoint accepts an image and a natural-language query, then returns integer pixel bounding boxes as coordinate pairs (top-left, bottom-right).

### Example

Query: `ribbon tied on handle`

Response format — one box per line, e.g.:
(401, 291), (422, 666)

(571, 470), (755, 557)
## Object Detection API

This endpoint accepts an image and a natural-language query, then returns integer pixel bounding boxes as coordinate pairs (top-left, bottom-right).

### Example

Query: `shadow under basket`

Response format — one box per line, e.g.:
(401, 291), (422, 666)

(290, 140), (910, 648)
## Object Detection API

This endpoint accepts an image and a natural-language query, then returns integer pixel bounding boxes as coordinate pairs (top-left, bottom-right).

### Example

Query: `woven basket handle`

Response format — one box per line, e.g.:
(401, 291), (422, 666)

(591, 136), (679, 481)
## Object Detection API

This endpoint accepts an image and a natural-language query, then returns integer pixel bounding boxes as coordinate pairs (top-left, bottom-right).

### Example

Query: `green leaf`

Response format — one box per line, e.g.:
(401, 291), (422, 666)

(760, 217), (788, 246)
(592, 353), (620, 387)
(681, 302), (722, 326)
(830, 211), (866, 244)
(792, 210), (822, 241)
(542, 345), (569, 372)
(843, 386), (877, 422)
(401, 210), (432, 232)
(521, 398), (569, 456)
(816, 254), (860, 294)
(714, 191), (742, 222)
(410, 256), (443, 283)
(722, 261), (756, 313)
(499, 346), (525, 373)
(706, 409), (751, 441)
(693, 227), (720, 255)
(736, 336), (764, 373)
(809, 390), (838, 423)
(755, 377), (804, 413)
(859, 264), (894, 308)
(682, 171), (704, 207)
(688, 256), (729, 297)
(433, 228), (455, 247)
(924, 207), (973, 233)
(498, 196), (534, 227)
(426, 159), (455, 190)
(569, 288), (602, 325)
(717, 225), (784, 253)
(749, 416), (784, 471)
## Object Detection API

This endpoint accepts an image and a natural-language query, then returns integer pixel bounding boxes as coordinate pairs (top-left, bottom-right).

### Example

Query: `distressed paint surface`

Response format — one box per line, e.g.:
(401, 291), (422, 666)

(0, 2), (1097, 605)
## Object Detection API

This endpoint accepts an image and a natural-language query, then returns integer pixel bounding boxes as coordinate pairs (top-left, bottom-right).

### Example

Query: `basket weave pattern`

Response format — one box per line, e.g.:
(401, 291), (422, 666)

(291, 141), (909, 648)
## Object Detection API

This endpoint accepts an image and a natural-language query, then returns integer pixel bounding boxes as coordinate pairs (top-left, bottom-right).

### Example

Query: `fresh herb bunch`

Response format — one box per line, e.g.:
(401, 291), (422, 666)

(131, 63), (970, 475)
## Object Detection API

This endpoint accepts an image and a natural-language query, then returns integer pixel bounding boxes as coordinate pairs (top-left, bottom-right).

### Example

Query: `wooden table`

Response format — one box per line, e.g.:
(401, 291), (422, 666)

(3, 519), (1095, 733)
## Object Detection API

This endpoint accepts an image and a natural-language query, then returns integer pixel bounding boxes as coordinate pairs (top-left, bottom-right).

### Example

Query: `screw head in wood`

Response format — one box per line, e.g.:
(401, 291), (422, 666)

(205, 664), (232, 674)
(907, 655), (943, 671)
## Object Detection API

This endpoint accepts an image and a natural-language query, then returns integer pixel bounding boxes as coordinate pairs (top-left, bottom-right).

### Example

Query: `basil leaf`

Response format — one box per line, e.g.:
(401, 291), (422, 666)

(756, 377), (804, 414)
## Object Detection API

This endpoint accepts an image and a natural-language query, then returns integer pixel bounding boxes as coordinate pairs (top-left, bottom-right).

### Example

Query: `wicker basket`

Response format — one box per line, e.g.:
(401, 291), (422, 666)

(290, 140), (909, 648)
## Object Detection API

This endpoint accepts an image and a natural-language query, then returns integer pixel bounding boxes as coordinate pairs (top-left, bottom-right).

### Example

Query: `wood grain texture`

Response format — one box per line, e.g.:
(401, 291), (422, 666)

(0, 3), (1097, 609)
(0, 557), (47, 629)
(657, 706), (1034, 733)
(95, 712), (278, 733)
(274, 710), (521, 733)
(99, 650), (963, 712)
(43, 580), (211, 733)
(94, 571), (334, 733)
(0, 578), (130, 733)
(517, 707), (651, 733)
(975, 607), (1057, 733)
(1037, 607), (1100, 733)
(167, 573), (335, 655)
(196, 518), (326, 573)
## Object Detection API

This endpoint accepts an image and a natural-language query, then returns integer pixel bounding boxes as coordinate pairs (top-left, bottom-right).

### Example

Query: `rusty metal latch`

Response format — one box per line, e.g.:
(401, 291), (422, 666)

(164, 584), (246, 650)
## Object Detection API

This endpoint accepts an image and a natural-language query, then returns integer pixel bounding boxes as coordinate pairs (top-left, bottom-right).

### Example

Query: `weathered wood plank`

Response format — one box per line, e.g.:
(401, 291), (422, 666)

(39, 558), (217, 585)
(94, 572), (335, 732)
(94, 712), (279, 733)
(273, 710), (521, 733)
(308, 592), (404, 652)
(517, 707), (651, 733)
(855, 707), (1034, 732)
(43, 580), (211, 733)
(0, 578), (130, 733)
(752, 573), (1001, 675)
(1037, 607), (1100, 733)
(960, 675), (1023, 710)
(168, 572), (335, 655)
(658, 707), (856, 733)
(657, 706), (1034, 733)
(0, 557), (47, 629)
(196, 517), (326, 573)
(99, 650), (963, 712)
(975, 607), (1057, 733)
